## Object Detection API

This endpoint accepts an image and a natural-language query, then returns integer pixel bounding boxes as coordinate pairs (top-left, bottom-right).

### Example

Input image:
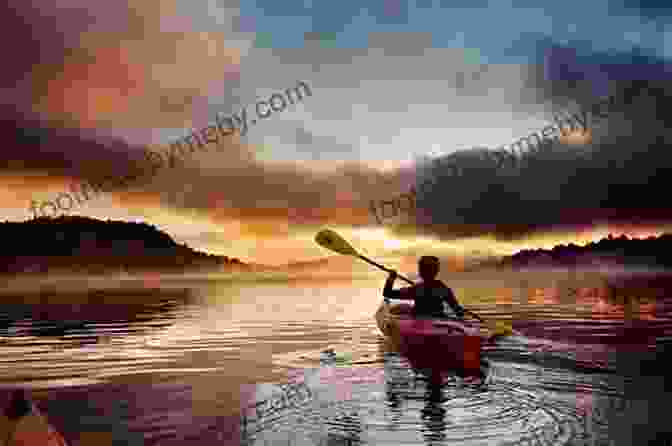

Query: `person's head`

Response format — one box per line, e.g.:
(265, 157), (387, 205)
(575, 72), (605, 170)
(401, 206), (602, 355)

(418, 256), (440, 281)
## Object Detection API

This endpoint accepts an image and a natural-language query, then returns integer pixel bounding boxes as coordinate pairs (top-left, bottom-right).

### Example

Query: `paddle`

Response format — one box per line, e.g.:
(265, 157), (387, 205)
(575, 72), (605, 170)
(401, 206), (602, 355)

(315, 229), (415, 285)
(314, 229), (513, 337)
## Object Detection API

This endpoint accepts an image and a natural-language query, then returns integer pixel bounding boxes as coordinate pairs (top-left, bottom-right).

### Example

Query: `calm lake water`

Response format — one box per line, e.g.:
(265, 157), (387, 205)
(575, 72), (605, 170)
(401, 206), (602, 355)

(1, 270), (671, 446)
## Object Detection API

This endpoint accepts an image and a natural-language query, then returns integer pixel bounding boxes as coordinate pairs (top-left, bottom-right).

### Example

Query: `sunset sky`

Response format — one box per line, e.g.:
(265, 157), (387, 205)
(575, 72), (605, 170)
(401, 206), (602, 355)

(2, 0), (672, 266)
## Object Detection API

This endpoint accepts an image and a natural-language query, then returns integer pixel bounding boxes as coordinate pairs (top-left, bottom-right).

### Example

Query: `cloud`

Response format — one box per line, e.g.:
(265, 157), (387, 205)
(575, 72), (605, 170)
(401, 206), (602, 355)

(402, 48), (672, 241)
(0, 0), (369, 231)
(8, 0), (672, 254)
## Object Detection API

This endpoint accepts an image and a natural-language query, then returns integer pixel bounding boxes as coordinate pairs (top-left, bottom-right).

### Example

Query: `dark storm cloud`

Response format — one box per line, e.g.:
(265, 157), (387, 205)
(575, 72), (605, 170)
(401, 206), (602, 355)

(4, 118), (153, 188)
(406, 47), (672, 241)
(0, 2), (71, 111)
(534, 44), (672, 113)
(616, 0), (672, 20)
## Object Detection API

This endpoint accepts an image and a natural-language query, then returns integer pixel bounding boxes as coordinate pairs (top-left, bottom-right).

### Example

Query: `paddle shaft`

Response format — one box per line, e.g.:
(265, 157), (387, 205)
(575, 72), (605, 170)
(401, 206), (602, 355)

(369, 260), (496, 327)
(358, 254), (485, 320)
(357, 254), (415, 285)
(361, 254), (485, 322)
(464, 309), (484, 323)
(316, 229), (507, 335)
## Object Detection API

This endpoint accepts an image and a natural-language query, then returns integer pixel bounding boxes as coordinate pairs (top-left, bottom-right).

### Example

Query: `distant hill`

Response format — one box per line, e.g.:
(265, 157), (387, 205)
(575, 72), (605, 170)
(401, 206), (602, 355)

(280, 255), (373, 275)
(496, 233), (672, 270)
(0, 216), (250, 275)
(282, 257), (335, 271)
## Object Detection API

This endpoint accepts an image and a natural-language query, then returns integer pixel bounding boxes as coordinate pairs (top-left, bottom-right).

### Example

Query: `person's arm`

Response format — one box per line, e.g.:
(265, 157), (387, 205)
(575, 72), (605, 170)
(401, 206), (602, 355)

(383, 271), (412, 302)
(443, 287), (465, 318)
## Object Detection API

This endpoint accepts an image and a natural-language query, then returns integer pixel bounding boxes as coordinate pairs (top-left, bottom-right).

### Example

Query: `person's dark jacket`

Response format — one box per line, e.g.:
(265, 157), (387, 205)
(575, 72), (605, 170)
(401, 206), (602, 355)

(383, 278), (465, 318)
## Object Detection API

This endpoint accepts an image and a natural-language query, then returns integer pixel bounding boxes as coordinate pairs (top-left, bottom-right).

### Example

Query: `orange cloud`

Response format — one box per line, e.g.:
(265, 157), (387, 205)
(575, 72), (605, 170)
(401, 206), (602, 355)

(32, 1), (240, 131)
(40, 46), (146, 127)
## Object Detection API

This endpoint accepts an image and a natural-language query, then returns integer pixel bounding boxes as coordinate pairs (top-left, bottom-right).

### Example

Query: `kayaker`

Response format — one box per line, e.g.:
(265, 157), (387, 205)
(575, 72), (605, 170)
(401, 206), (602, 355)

(383, 256), (465, 319)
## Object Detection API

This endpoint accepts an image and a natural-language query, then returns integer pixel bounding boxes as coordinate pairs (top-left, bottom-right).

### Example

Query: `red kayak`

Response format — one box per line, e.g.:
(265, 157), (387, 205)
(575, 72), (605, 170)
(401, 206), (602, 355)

(376, 301), (488, 376)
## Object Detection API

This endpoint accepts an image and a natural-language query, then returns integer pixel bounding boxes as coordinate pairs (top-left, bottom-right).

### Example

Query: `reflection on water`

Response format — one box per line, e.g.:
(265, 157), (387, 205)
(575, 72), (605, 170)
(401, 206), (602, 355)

(0, 287), (194, 386)
(420, 383), (447, 445)
(0, 272), (671, 445)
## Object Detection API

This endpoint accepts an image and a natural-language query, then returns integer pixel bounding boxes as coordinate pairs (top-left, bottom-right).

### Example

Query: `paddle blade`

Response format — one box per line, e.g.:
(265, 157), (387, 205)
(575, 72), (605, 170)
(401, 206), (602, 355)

(315, 229), (359, 256)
